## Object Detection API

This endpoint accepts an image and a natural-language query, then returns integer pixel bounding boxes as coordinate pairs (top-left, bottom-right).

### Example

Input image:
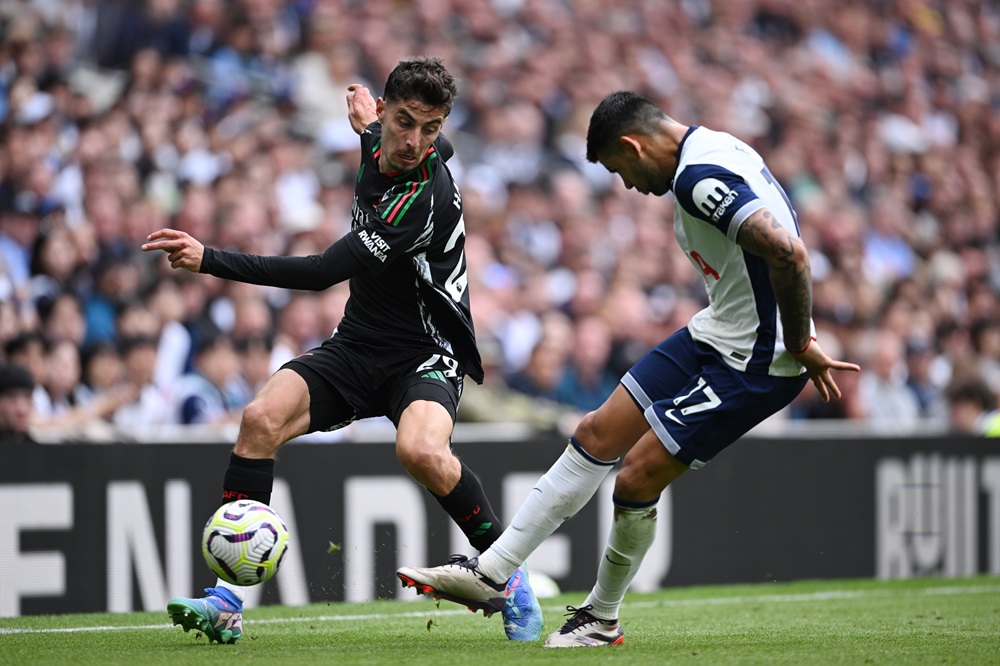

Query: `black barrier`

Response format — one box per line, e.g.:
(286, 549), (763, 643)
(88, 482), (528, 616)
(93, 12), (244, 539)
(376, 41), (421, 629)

(1, 436), (997, 616)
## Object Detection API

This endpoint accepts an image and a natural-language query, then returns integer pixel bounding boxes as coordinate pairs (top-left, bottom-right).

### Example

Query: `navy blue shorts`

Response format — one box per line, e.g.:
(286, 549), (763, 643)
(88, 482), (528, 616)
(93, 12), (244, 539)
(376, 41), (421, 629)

(621, 328), (808, 469)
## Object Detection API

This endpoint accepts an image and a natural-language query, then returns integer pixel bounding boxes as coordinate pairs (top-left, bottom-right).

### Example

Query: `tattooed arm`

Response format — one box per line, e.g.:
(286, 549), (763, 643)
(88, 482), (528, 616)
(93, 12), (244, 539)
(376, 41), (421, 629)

(736, 207), (860, 401)
(735, 207), (813, 352)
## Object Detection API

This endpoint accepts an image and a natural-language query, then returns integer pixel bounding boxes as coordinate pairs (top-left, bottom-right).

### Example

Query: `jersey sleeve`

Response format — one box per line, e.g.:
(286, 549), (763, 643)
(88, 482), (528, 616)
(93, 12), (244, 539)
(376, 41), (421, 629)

(673, 164), (765, 240)
(201, 236), (365, 290)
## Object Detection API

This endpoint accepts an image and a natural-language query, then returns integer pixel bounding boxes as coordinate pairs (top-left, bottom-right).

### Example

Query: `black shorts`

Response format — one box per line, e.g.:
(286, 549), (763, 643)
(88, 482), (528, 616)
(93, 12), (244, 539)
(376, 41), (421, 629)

(282, 336), (464, 433)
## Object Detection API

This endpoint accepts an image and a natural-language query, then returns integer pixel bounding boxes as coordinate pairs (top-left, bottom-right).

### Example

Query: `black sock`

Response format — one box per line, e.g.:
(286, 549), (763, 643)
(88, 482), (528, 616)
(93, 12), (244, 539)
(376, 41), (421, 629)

(433, 462), (503, 552)
(221, 453), (275, 505)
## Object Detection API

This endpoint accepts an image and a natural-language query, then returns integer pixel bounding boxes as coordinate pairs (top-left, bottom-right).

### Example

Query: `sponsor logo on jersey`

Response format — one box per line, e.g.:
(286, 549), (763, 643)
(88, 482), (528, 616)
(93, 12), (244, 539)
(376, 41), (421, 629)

(358, 229), (390, 262)
(693, 178), (738, 221)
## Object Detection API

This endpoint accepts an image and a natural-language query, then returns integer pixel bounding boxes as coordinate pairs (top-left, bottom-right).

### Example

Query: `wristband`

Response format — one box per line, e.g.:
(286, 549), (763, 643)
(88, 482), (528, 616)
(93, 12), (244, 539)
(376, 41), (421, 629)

(788, 337), (816, 355)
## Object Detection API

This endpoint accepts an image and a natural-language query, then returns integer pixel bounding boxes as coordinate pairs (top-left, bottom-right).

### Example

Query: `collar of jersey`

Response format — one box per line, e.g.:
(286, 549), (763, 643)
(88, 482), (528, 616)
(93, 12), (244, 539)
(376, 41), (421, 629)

(670, 125), (699, 192)
(372, 141), (438, 180)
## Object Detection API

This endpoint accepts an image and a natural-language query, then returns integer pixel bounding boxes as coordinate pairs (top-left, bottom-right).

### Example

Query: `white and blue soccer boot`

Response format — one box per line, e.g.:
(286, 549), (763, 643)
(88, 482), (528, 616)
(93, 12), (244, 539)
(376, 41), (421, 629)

(501, 563), (544, 641)
(167, 586), (243, 644)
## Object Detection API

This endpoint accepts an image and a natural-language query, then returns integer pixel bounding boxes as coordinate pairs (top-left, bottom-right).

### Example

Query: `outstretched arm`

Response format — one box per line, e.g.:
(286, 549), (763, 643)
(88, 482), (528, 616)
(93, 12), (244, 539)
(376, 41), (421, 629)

(736, 208), (860, 402)
(142, 228), (367, 291)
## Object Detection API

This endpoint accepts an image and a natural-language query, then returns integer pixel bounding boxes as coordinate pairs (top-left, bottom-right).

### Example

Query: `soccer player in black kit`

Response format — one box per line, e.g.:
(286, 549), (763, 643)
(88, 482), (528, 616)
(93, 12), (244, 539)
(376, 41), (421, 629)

(143, 56), (542, 645)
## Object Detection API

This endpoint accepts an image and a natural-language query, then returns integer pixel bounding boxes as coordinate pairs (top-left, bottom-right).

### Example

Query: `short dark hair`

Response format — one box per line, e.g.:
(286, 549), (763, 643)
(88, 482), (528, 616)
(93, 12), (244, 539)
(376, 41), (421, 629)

(586, 91), (667, 163)
(0, 362), (34, 395)
(120, 335), (158, 354)
(4, 331), (47, 358)
(946, 376), (997, 412)
(383, 56), (458, 117)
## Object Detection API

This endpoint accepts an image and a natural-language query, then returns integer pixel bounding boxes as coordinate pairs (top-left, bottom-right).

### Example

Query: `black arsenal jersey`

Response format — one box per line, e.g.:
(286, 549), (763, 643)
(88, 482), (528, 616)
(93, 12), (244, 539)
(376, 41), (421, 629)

(200, 122), (483, 383)
(339, 123), (482, 381)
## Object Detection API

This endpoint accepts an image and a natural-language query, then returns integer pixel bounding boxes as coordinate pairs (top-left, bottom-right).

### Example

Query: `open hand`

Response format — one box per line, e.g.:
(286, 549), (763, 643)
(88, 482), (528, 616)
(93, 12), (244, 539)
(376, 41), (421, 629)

(790, 339), (861, 403)
(141, 228), (205, 272)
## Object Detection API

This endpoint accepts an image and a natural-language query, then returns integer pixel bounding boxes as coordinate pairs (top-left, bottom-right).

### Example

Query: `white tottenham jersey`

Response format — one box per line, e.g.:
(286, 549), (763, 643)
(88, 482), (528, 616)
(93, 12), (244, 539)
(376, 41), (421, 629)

(671, 126), (813, 377)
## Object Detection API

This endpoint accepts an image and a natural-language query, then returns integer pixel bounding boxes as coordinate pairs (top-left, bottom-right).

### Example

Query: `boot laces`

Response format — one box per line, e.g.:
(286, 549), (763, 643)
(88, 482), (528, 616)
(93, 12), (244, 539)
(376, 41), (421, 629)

(561, 604), (598, 632)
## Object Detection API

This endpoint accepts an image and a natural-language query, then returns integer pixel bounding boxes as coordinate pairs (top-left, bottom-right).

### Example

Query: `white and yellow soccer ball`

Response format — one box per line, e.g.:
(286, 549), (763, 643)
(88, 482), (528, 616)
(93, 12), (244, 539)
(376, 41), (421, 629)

(202, 500), (289, 586)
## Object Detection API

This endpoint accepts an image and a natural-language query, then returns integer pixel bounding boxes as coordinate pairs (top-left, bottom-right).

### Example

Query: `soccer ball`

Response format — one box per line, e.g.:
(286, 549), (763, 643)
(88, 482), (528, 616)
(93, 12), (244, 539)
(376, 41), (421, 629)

(526, 570), (561, 598)
(202, 500), (289, 586)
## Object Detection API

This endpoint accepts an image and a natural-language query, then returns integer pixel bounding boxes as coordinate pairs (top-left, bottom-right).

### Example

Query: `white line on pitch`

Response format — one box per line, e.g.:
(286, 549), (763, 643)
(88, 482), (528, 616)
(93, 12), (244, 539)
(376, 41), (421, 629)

(1, 584), (996, 635)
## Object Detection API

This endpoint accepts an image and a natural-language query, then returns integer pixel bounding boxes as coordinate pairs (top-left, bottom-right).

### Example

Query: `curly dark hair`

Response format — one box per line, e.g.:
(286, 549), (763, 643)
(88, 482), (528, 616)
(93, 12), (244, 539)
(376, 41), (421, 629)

(383, 56), (458, 116)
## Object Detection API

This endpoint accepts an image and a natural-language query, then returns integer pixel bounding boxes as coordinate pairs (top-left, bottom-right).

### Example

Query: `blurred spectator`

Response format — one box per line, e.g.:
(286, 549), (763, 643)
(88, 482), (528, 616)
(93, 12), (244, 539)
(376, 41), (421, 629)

(79, 340), (126, 404)
(0, 362), (36, 445)
(945, 375), (1000, 437)
(175, 330), (250, 426)
(0, 300), (18, 351)
(148, 278), (194, 386)
(970, 319), (1000, 392)
(862, 192), (917, 289)
(36, 290), (86, 346)
(202, 7), (294, 115)
(234, 333), (274, 395)
(186, 0), (226, 58)
(904, 335), (948, 425)
(457, 339), (578, 431)
(29, 221), (84, 304)
(111, 335), (176, 431)
(0, 187), (42, 299)
(290, 7), (372, 147)
(272, 292), (325, 362)
(857, 330), (921, 428)
(36, 337), (83, 420)
(551, 315), (620, 412)
(270, 132), (321, 236)
(4, 331), (51, 416)
(506, 342), (566, 402)
(2, 0), (1000, 437)
(82, 256), (145, 346)
(30, 336), (131, 432)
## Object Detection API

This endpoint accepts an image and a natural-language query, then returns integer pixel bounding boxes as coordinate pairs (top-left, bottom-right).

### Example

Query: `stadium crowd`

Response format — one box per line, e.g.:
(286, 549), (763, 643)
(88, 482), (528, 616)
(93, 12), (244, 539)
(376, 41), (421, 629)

(1, 0), (999, 441)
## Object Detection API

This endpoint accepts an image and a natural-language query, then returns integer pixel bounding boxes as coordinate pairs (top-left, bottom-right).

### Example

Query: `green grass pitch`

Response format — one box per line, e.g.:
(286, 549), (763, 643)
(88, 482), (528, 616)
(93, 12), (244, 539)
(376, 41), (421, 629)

(1, 576), (997, 665)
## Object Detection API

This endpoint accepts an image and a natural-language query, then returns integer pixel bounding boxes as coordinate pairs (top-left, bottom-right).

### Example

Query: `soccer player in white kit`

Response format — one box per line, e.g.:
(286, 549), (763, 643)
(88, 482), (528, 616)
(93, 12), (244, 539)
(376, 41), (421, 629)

(397, 91), (860, 647)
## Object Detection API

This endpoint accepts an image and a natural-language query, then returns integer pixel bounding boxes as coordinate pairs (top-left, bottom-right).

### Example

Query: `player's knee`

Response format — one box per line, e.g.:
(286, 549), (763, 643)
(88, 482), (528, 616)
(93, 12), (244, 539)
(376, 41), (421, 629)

(573, 410), (599, 443)
(396, 435), (448, 476)
(572, 410), (617, 457)
(396, 440), (434, 474)
(613, 463), (662, 504)
(236, 399), (283, 456)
